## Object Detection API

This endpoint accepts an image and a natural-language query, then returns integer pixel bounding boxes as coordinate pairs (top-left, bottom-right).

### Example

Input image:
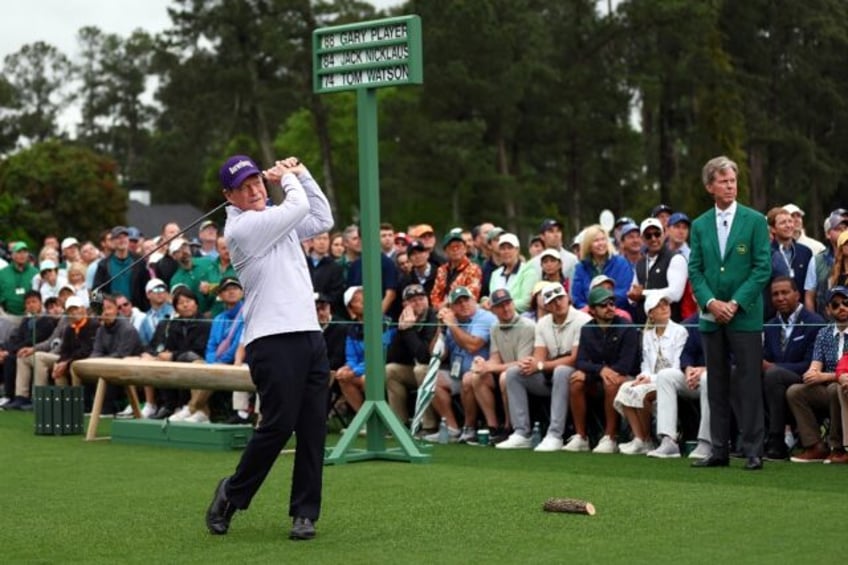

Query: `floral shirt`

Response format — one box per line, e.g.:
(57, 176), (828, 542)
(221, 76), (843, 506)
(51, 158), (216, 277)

(429, 257), (482, 309)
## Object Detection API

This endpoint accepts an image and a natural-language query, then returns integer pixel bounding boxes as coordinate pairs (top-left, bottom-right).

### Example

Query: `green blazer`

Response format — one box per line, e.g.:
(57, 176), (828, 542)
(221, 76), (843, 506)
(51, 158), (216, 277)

(688, 203), (772, 332)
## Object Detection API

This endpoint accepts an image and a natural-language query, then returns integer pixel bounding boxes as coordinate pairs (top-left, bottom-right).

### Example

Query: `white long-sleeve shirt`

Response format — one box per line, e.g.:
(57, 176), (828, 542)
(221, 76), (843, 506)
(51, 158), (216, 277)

(224, 170), (333, 345)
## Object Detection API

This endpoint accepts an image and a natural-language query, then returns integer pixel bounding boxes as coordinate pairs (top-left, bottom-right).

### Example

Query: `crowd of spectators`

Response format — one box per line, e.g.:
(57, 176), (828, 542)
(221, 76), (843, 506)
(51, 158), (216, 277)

(2, 202), (848, 465)
(0, 222), (249, 422)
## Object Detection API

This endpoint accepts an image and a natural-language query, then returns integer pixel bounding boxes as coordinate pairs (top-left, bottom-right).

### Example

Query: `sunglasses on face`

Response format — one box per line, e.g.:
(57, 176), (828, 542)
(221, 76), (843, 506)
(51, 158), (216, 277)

(830, 299), (848, 310)
(596, 299), (616, 308)
(542, 288), (564, 301)
(643, 231), (663, 240)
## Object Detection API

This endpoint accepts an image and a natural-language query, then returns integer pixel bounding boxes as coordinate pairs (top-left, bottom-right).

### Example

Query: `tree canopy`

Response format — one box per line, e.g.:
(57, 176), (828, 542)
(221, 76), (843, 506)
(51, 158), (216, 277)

(0, 141), (125, 244)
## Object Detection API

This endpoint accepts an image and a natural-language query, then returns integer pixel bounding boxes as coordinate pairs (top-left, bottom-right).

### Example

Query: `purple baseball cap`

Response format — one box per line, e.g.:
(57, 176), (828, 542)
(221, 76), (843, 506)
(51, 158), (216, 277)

(219, 155), (262, 190)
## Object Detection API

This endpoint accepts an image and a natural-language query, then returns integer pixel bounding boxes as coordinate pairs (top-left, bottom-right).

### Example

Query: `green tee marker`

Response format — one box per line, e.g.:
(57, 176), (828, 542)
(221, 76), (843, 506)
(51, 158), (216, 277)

(314, 16), (429, 464)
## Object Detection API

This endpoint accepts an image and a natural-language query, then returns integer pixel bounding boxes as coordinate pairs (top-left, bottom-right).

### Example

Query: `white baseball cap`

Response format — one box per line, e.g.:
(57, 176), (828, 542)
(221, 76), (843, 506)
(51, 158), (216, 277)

(65, 296), (86, 310)
(644, 292), (670, 315)
(344, 286), (363, 307)
(539, 249), (561, 262)
(61, 237), (79, 250)
(145, 278), (168, 293)
(640, 218), (663, 236)
(497, 233), (520, 249)
(783, 203), (803, 216)
(168, 238), (188, 254)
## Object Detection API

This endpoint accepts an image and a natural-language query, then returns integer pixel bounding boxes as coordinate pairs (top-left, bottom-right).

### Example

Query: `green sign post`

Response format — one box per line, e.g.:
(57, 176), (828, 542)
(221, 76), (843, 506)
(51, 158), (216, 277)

(314, 16), (428, 464)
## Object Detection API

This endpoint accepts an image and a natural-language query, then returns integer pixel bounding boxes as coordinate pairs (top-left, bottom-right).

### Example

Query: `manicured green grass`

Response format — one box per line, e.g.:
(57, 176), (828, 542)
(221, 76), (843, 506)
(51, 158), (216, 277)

(2, 411), (844, 564)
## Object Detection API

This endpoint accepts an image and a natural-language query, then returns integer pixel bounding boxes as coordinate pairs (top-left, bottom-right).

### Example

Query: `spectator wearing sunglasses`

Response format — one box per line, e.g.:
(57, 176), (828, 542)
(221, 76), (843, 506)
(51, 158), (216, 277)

(499, 283), (591, 451)
(785, 286), (847, 463)
(628, 218), (688, 325)
(564, 286), (640, 454)
(114, 293), (144, 333)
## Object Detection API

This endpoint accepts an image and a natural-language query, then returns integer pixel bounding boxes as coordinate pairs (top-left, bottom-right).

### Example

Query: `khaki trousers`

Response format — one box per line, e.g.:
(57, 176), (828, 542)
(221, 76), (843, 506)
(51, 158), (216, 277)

(786, 382), (842, 448)
(385, 362), (434, 430)
(15, 352), (60, 397)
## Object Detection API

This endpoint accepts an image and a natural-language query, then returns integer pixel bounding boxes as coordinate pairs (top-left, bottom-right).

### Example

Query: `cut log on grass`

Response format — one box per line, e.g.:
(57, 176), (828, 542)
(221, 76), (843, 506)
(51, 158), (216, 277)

(543, 498), (596, 516)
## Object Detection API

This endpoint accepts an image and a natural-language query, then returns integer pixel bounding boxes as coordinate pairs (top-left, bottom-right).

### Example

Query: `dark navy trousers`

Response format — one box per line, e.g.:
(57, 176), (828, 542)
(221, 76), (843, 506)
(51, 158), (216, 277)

(226, 331), (329, 520)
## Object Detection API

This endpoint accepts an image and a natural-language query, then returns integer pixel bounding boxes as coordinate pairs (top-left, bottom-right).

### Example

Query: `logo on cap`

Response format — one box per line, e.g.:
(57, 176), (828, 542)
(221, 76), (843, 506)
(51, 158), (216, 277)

(229, 160), (252, 175)
(449, 286), (473, 304)
(402, 284), (427, 301)
(490, 288), (512, 307)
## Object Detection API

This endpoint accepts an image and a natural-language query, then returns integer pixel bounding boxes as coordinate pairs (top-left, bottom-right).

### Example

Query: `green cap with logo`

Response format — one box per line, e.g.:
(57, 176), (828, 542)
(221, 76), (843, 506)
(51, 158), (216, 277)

(449, 286), (473, 304)
(588, 286), (615, 306)
(442, 228), (465, 249)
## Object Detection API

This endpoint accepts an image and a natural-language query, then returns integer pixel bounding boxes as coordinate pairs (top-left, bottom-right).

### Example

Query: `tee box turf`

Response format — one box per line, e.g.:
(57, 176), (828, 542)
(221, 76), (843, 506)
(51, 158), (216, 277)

(110, 419), (254, 451)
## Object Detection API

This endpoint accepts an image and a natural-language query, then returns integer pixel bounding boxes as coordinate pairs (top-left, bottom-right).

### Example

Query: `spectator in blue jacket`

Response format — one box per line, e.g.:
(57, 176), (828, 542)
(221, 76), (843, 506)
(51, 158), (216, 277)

(177, 277), (247, 424)
(336, 286), (395, 413)
(571, 225), (633, 309)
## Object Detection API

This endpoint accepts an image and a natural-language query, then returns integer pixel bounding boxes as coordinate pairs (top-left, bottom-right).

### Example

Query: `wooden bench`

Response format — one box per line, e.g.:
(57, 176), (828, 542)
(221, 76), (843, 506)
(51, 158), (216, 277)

(71, 358), (254, 441)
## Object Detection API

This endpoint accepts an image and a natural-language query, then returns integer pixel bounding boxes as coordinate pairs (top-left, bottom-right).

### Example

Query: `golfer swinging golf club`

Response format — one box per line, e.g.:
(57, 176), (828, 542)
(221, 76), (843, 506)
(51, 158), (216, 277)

(205, 154), (334, 540)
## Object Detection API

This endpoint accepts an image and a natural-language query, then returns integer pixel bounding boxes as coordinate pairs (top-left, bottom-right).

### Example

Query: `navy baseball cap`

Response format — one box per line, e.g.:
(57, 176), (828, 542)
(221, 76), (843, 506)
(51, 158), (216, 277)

(828, 286), (848, 302)
(538, 218), (562, 233)
(408, 240), (427, 254)
(652, 204), (673, 217)
(219, 155), (262, 190)
(490, 288), (513, 307)
(126, 227), (142, 241)
(614, 216), (635, 228)
(668, 212), (690, 226)
(618, 222), (639, 238)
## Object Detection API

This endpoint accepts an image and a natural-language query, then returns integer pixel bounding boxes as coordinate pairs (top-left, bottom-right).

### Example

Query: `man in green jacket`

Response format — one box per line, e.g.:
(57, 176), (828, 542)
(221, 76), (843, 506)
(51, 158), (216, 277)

(688, 155), (772, 471)
(0, 242), (38, 316)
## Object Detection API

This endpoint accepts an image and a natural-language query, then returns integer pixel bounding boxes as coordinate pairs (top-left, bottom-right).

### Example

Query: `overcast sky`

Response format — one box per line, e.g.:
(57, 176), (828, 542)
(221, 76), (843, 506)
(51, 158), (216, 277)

(1, 0), (401, 134)
(1, 0), (401, 63)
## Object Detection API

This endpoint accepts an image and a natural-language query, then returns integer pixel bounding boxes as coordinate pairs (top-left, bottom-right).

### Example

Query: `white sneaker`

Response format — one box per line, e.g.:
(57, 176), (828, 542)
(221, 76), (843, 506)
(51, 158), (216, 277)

(688, 440), (713, 460)
(496, 432), (533, 449)
(168, 405), (192, 422)
(184, 411), (210, 423)
(621, 438), (653, 455)
(562, 434), (590, 452)
(648, 436), (681, 459)
(140, 403), (157, 419)
(422, 427), (460, 443)
(116, 404), (134, 418)
(618, 439), (636, 453)
(534, 434), (563, 452)
(0, 397), (9, 407)
(592, 435), (618, 454)
(458, 427), (477, 443)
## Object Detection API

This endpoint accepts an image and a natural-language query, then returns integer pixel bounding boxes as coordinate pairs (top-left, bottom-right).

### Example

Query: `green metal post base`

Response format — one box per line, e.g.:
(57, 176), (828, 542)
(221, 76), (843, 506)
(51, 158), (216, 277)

(324, 400), (431, 464)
